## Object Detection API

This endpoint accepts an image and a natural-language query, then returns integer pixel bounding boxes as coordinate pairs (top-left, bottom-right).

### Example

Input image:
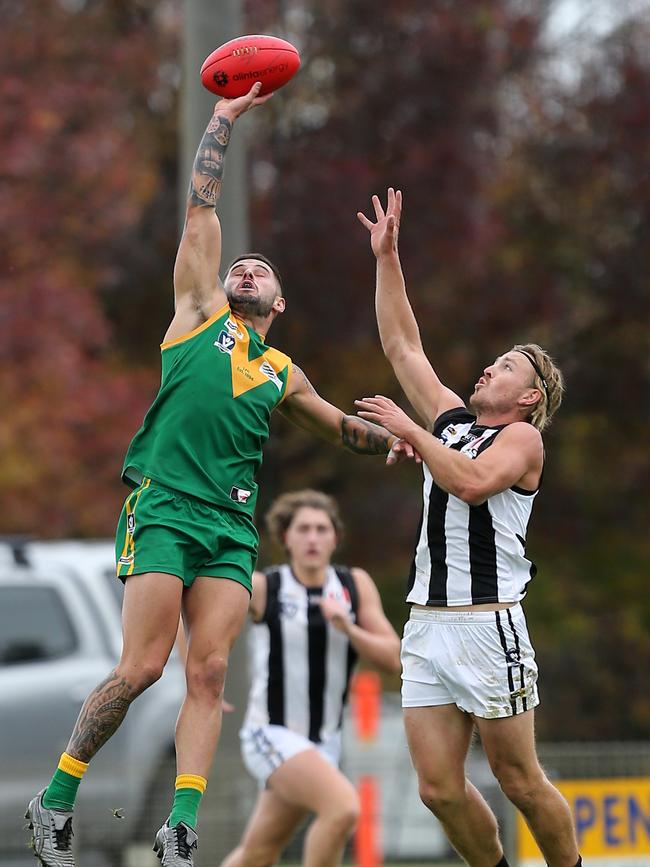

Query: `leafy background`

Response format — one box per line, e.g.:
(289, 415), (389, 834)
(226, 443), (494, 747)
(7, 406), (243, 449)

(2, 0), (648, 738)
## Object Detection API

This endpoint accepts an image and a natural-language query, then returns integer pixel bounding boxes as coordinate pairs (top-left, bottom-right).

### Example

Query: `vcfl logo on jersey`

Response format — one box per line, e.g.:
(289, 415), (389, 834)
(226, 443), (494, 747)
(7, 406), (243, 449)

(259, 360), (283, 392)
(279, 593), (299, 618)
(214, 330), (236, 354)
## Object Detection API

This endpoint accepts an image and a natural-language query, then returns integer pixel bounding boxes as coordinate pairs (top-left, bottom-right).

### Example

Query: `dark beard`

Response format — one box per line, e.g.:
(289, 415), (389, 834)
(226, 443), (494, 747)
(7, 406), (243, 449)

(227, 289), (275, 319)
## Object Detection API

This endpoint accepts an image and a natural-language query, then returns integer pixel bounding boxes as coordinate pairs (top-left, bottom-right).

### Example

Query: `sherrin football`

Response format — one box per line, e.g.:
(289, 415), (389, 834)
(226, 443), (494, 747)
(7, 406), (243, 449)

(201, 35), (300, 98)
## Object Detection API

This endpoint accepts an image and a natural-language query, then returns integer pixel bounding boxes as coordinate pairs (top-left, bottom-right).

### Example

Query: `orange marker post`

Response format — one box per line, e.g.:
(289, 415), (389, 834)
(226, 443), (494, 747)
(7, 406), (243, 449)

(351, 671), (382, 867)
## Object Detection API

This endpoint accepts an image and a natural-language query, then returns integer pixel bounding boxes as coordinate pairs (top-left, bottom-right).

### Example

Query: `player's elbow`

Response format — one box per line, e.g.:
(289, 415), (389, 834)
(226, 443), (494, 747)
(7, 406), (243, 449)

(379, 333), (402, 360)
(381, 336), (419, 366)
(455, 483), (488, 506)
(387, 653), (402, 676)
(380, 638), (402, 675)
(376, 654), (402, 676)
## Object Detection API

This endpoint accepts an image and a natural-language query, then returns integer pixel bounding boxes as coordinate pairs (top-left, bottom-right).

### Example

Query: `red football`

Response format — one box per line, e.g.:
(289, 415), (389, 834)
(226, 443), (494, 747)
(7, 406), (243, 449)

(201, 34), (300, 98)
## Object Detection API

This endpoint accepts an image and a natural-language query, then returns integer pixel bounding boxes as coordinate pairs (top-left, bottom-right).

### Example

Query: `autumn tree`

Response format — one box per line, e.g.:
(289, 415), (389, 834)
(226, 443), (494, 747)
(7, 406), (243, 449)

(0, 0), (180, 534)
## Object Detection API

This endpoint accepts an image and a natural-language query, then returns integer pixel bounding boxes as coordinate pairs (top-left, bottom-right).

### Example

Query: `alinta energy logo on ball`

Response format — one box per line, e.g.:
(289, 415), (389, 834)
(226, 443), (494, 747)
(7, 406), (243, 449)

(232, 62), (289, 83)
(213, 70), (229, 87)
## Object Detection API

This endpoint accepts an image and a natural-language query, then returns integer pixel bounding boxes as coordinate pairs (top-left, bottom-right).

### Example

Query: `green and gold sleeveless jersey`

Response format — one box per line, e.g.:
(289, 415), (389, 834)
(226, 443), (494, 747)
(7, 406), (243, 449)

(122, 303), (292, 515)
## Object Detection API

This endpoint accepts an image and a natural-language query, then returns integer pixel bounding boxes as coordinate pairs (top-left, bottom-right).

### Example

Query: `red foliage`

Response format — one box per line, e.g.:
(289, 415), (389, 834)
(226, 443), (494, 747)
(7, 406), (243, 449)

(0, 0), (179, 535)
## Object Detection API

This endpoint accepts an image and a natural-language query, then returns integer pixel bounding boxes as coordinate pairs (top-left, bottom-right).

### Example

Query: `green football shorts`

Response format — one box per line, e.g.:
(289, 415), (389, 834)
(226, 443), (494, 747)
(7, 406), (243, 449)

(115, 477), (258, 593)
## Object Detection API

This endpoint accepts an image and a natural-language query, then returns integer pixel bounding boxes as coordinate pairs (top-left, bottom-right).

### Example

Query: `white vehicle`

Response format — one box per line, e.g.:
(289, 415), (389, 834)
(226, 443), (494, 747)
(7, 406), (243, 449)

(0, 539), (185, 867)
(0, 538), (508, 866)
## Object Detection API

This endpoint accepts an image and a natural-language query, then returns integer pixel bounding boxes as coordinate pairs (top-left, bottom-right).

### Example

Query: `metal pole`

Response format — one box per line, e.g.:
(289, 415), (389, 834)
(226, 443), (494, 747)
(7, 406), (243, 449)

(180, 2), (254, 864)
(180, 0), (250, 263)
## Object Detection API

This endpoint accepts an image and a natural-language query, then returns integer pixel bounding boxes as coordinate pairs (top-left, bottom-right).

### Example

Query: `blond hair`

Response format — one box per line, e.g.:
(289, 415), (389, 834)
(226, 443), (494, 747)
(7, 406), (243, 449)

(512, 343), (564, 431)
(264, 490), (344, 551)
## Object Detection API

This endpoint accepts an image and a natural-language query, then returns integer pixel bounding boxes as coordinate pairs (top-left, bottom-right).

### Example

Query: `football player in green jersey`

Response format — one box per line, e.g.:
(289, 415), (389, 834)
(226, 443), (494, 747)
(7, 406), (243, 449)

(26, 83), (417, 867)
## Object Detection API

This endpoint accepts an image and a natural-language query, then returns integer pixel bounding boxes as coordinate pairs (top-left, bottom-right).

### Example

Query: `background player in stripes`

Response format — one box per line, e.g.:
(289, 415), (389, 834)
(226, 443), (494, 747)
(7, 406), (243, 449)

(220, 490), (401, 867)
(356, 189), (581, 867)
(24, 89), (417, 867)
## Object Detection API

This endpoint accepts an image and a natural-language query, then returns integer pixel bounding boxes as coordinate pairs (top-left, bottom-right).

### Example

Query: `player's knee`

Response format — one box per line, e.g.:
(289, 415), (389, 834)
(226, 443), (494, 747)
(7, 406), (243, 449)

(418, 779), (464, 817)
(186, 651), (228, 701)
(322, 791), (360, 838)
(496, 766), (545, 812)
(341, 797), (361, 835)
(117, 657), (165, 692)
(328, 805), (360, 839)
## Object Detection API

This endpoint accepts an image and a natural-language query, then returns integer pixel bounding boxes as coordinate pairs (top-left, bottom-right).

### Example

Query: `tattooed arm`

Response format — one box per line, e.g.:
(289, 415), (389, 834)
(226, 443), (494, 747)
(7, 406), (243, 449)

(164, 82), (271, 344)
(279, 365), (414, 464)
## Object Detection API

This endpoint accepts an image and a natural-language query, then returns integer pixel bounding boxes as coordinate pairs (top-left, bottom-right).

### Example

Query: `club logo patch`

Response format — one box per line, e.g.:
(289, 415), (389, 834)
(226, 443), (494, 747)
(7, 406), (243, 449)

(215, 330), (236, 354)
(127, 513), (135, 535)
(224, 317), (244, 338)
(505, 647), (521, 666)
(230, 486), (252, 504)
(259, 360), (283, 392)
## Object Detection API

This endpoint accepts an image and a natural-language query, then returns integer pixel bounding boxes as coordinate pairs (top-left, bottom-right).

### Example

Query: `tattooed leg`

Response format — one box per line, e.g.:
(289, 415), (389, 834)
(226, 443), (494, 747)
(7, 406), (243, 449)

(66, 669), (140, 762)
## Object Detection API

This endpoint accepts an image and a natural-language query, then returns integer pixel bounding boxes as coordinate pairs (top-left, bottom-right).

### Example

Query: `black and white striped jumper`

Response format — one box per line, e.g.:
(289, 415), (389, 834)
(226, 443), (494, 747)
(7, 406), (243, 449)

(406, 407), (539, 608)
(243, 564), (359, 743)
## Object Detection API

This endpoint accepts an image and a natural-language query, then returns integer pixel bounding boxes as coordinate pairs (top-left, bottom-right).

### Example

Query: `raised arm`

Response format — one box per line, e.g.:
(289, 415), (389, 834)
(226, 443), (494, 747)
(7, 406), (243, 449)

(279, 365), (416, 465)
(164, 83), (271, 344)
(357, 189), (463, 428)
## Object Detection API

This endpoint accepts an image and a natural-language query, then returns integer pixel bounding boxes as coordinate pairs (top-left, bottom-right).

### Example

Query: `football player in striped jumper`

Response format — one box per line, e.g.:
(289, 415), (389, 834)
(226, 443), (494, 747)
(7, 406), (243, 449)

(23, 90), (417, 867)
(356, 189), (582, 867)
(220, 490), (401, 867)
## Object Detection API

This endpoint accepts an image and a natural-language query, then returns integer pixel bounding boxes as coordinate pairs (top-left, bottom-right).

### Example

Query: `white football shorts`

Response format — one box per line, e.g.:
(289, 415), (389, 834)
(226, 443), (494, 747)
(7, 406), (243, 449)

(240, 724), (342, 787)
(401, 603), (539, 718)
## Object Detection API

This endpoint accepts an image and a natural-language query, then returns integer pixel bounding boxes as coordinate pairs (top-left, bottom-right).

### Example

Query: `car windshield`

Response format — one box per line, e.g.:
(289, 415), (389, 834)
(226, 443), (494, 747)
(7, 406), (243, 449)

(0, 586), (77, 664)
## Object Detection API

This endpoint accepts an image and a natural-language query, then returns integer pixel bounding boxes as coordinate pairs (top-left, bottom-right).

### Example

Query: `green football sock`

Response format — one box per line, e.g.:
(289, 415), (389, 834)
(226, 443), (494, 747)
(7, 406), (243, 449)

(42, 753), (89, 811)
(168, 774), (207, 830)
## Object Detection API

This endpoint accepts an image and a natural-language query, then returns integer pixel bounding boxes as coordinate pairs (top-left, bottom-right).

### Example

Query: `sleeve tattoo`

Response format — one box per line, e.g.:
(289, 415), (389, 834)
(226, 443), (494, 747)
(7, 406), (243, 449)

(341, 416), (393, 455)
(189, 113), (232, 208)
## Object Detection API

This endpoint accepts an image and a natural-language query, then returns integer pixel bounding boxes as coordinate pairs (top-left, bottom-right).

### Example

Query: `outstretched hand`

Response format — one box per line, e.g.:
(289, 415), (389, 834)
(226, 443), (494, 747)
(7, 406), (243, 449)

(386, 437), (422, 466)
(357, 188), (402, 259)
(215, 81), (273, 120)
(356, 395), (420, 443)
